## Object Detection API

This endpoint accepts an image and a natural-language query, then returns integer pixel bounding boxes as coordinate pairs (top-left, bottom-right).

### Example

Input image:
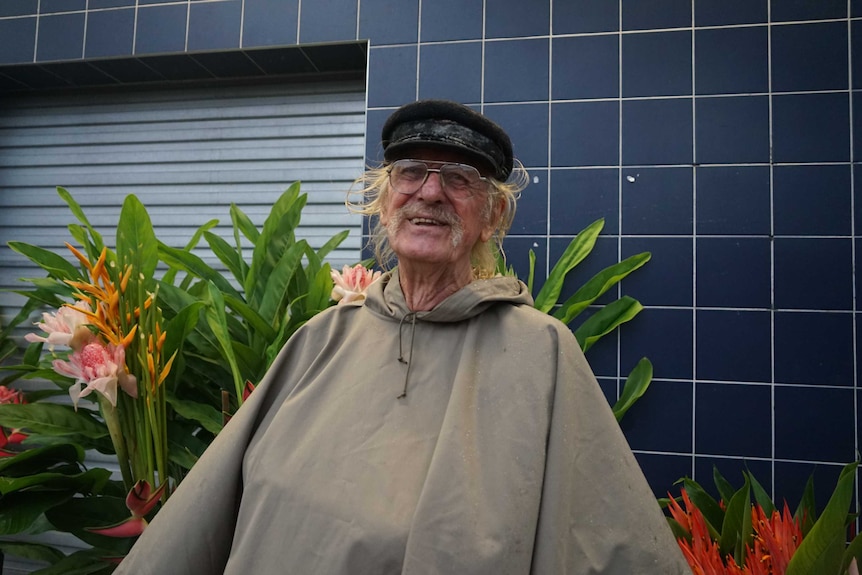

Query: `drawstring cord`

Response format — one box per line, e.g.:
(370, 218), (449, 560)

(397, 312), (417, 399)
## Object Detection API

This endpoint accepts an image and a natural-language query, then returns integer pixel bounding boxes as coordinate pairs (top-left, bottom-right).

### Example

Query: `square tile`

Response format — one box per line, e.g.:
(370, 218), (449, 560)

(853, 21), (862, 90)
(622, 0), (691, 30)
(483, 103), (549, 168)
(510, 172), (547, 235)
(418, 42), (481, 103)
(0, 17), (36, 65)
(367, 46), (416, 107)
(420, 0), (482, 41)
(549, 168), (619, 235)
(773, 461), (845, 515)
(634, 453), (692, 498)
(484, 38), (549, 103)
(85, 8), (134, 58)
(621, 237), (693, 307)
(695, 382), (771, 457)
(622, 30), (691, 98)
(552, 34), (619, 100)
(549, 236), (619, 307)
(36, 13), (85, 61)
(772, 93), (850, 163)
(135, 4), (188, 54)
(0, 0), (37, 17)
(775, 386), (855, 462)
(774, 238), (853, 311)
(774, 165), (852, 236)
(551, 101), (618, 167)
(696, 311), (771, 382)
(696, 166), (770, 235)
(40, 0), (85, 13)
(359, 0), (418, 45)
(619, 309), (693, 380)
(694, 0), (767, 26)
(621, 166), (692, 235)
(772, 22), (848, 92)
(552, 0), (618, 33)
(774, 311), (854, 386)
(299, 0), (357, 43)
(692, 457), (772, 502)
(622, 98), (693, 166)
(188, 0), (241, 51)
(242, 0), (299, 47)
(695, 96), (769, 164)
(501, 236), (548, 296)
(771, 0), (847, 21)
(486, 0), (549, 38)
(696, 238), (771, 309)
(695, 27), (768, 95)
(620, 380), (693, 452)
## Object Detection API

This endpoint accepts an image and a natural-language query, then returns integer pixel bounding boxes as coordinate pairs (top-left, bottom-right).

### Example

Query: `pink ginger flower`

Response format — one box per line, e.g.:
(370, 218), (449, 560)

(330, 264), (382, 304)
(25, 301), (94, 351)
(54, 341), (138, 409)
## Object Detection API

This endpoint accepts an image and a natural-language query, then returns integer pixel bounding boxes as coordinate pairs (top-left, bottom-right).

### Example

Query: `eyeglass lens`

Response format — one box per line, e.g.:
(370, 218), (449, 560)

(389, 160), (486, 198)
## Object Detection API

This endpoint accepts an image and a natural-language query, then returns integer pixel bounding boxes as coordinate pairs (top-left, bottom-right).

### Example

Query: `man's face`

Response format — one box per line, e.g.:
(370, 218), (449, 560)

(380, 148), (499, 272)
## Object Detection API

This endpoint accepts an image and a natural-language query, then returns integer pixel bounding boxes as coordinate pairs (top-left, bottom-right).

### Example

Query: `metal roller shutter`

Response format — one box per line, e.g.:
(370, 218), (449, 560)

(0, 78), (366, 332)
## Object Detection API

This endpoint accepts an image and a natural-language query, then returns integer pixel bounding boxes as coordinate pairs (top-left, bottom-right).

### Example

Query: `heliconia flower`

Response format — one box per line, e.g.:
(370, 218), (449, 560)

(54, 341), (138, 409)
(242, 380), (256, 401)
(0, 426), (28, 457)
(0, 385), (25, 405)
(330, 264), (382, 304)
(24, 301), (94, 351)
(87, 480), (167, 538)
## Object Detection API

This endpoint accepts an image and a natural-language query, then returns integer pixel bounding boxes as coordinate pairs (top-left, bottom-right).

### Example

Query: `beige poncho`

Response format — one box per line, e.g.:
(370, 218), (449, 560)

(116, 269), (689, 574)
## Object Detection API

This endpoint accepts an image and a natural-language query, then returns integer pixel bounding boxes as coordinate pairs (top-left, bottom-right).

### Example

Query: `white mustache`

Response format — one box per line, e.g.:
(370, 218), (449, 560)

(388, 205), (464, 248)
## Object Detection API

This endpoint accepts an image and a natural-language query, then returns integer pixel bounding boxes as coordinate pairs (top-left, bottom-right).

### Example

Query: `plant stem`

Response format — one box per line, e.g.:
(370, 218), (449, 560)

(99, 395), (133, 490)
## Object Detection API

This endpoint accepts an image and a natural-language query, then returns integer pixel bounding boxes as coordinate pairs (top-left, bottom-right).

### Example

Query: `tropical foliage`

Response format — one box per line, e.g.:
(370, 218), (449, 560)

(0, 183), (346, 573)
(665, 462), (862, 575)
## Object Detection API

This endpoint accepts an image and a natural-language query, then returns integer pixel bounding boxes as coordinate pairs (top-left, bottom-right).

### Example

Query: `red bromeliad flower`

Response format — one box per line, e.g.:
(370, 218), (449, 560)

(668, 489), (805, 575)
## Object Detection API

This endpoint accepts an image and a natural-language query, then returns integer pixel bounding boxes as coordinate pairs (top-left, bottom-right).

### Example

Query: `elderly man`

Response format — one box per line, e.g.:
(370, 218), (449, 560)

(116, 100), (689, 574)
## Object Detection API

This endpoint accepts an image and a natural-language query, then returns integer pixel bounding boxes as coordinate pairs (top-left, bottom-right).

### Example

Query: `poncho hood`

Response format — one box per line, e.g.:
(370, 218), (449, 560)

(363, 267), (534, 322)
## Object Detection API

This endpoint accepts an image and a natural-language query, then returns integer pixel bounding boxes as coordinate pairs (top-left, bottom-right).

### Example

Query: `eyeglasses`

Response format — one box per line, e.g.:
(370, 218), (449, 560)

(387, 159), (489, 199)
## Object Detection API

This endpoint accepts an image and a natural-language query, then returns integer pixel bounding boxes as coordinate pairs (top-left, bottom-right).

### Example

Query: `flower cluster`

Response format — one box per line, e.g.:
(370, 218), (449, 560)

(330, 264), (382, 304)
(0, 385), (27, 456)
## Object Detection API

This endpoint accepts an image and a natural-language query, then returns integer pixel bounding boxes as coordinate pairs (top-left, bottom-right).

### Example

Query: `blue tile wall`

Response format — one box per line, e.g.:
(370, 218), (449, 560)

(2, 0), (861, 512)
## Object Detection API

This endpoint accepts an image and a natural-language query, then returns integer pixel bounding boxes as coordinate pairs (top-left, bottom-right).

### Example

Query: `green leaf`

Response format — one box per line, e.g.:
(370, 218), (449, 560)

(116, 194), (158, 280)
(30, 549), (117, 575)
(57, 186), (104, 254)
(231, 202), (260, 244)
(7, 242), (83, 281)
(205, 231), (245, 285)
(0, 540), (65, 565)
(257, 240), (308, 327)
(534, 218), (603, 313)
(0, 443), (84, 476)
(223, 295), (277, 344)
(166, 393), (223, 435)
(612, 357), (652, 422)
(0, 491), (73, 535)
(573, 296), (643, 353)
(317, 229), (350, 260)
(45, 495), (135, 554)
(162, 219), (219, 285)
(158, 242), (242, 299)
(553, 252), (651, 325)
(786, 462), (858, 575)
(681, 477), (724, 539)
(796, 472), (818, 535)
(840, 532), (862, 575)
(0, 404), (107, 440)
(0, 468), (111, 496)
(527, 249), (536, 295)
(747, 469), (776, 517)
(712, 466), (736, 509)
(719, 474), (752, 564)
(204, 282), (244, 403)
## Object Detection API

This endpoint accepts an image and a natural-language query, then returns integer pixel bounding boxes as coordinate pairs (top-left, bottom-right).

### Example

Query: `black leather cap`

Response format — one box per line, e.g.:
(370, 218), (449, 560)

(381, 100), (513, 180)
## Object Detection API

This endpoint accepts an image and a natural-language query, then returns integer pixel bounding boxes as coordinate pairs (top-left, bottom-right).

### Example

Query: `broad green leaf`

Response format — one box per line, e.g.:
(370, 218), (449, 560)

(223, 295), (277, 344)
(205, 230), (245, 284)
(0, 404), (107, 440)
(45, 496), (134, 555)
(612, 357), (652, 422)
(9, 287), (70, 310)
(163, 219), (219, 284)
(573, 296), (643, 353)
(0, 540), (65, 565)
(166, 393), (223, 435)
(57, 186), (104, 254)
(747, 470), (776, 517)
(116, 194), (158, 280)
(30, 549), (117, 575)
(0, 468), (111, 496)
(719, 474), (751, 564)
(840, 532), (862, 575)
(7, 242), (82, 281)
(681, 478), (724, 539)
(231, 202), (260, 244)
(158, 242), (241, 299)
(0, 491), (72, 535)
(257, 240), (308, 326)
(786, 462), (858, 575)
(317, 230), (350, 261)
(712, 466), (736, 507)
(534, 218), (603, 313)
(0, 443), (84, 476)
(554, 252), (651, 325)
(527, 249), (536, 295)
(204, 282), (244, 403)
(162, 301), (206, 365)
(796, 473), (818, 535)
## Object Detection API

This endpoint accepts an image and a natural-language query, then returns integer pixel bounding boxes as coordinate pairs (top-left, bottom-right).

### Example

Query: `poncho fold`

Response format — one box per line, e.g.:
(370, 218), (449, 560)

(116, 269), (690, 574)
